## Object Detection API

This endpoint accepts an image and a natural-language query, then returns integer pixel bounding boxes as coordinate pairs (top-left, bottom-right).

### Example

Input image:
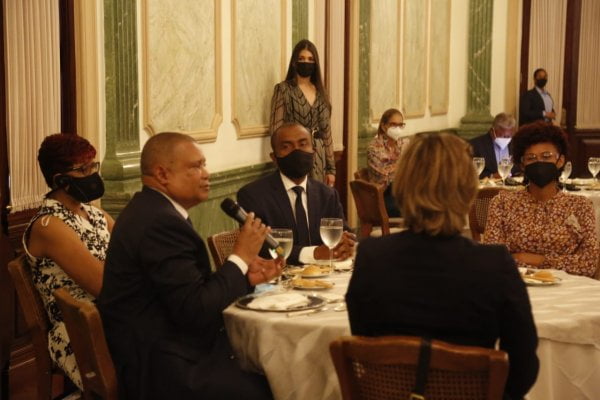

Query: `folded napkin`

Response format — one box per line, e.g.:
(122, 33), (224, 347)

(247, 293), (310, 310)
(313, 258), (353, 271)
(318, 293), (344, 303)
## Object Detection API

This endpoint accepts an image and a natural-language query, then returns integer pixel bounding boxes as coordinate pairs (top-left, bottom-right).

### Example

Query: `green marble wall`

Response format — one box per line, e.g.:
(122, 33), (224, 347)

(357, 0), (376, 168)
(292, 0), (309, 46)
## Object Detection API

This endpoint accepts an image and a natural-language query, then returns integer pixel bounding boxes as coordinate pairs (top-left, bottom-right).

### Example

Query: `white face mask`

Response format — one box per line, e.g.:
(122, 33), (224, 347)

(494, 137), (511, 150)
(386, 126), (404, 141)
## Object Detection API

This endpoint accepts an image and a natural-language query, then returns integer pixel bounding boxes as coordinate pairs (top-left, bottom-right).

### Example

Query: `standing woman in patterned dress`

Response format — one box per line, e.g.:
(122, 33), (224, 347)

(22, 133), (114, 389)
(270, 39), (336, 186)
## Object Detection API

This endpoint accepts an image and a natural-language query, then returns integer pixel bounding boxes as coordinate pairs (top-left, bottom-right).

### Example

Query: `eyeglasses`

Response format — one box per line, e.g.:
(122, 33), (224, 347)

(388, 122), (406, 128)
(66, 161), (100, 175)
(522, 152), (558, 163)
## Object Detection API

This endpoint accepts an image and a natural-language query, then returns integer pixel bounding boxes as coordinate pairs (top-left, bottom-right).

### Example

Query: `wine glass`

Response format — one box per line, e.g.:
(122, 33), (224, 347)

(320, 218), (343, 271)
(560, 161), (572, 191)
(473, 157), (485, 179)
(497, 157), (513, 186)
(270, 228), (293, 285)
(588, 157), (600, 183)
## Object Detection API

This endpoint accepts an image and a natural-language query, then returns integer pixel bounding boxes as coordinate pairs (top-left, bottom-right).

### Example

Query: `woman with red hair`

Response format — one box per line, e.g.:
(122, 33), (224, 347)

(23, 133), (114, 389)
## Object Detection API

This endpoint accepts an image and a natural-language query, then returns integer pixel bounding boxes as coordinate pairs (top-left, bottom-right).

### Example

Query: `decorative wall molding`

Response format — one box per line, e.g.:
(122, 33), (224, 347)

(402, 0), (429, 118)
(141, 0), (222, 143)
(231, 0), (287, 139)
(429, 0), (451, 116)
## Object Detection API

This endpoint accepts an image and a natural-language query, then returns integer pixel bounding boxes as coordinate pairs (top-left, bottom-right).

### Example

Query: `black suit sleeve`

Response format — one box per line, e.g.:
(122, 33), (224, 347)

(519, 90), (544, 125)
(496, 249), (539, 399)
(140, 215), (250, 332)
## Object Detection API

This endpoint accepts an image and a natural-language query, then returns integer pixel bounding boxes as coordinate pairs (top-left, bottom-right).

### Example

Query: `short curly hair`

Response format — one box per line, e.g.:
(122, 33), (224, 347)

(511, 121), (568, 164)
(38, 133), (96, 187)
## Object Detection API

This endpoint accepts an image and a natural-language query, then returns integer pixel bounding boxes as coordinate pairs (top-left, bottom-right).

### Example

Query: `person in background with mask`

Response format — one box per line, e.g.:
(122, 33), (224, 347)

(22, 133), (114, 389)
(485, 122), (599, 277)
(237, 123), (355, 265)
(270, 39), (336, 187)
(367, 108), (408, 217)
(519, 68), (555, 126)
(469, 112), (518, 179)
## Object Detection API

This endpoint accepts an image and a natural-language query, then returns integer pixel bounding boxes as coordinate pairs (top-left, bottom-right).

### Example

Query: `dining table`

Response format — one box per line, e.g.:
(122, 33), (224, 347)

(223, 268), (600, 400)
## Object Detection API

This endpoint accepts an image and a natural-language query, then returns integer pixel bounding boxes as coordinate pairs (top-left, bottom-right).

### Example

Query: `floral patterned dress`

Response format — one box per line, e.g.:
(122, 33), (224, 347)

(22, 198), (110, 388)
(366, 134), (406, 186)
(484, 189), (599, 277)
(270, 80), (335, 182)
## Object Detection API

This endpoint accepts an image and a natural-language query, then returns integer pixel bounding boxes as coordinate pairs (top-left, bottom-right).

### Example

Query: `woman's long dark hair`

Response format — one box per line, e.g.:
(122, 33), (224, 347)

(285, 39), (330, 109)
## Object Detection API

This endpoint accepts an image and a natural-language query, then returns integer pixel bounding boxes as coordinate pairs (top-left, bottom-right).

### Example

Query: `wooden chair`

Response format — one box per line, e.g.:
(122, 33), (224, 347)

(207, 229), (240, 268)
(349, 180), (404, 239)
(330, 335), (509, 400)
(7, 255), (64, 400)
(468, 187), (506, 242)
(53, 288), (118, 400)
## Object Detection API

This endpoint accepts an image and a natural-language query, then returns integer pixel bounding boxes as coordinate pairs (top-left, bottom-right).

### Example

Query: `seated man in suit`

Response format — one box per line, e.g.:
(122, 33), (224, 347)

(237, 122), (355, 265)
(98, 132), (282, 400)
(469, 112), (517, 178)
(519, 68), (555, 126)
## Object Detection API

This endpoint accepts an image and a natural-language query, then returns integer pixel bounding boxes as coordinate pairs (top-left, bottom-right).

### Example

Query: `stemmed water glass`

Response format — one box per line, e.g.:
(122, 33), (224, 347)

(497, 157), (513, 186)
(270, 228), (293, 285)
(320, 218), (343, 271)
(473, 157), (485, 179)
(588, 157), (600, 184)
(560, 161), (572, 191)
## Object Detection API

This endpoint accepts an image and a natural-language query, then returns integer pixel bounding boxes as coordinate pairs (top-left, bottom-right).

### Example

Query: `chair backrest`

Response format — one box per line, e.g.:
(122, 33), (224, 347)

(53, 288), (118, 400)
(330, 335), (509, 400)
(207, 229), (240, 268)
(468, 187), (506, 242)
(7, 255), (56, 400)
(349, 180), (390, 238)
(353, 168), (370, 181)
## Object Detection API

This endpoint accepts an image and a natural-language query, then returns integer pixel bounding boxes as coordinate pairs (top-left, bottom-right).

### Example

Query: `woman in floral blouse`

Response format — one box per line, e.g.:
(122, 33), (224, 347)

(367, 108), (408, 217)
(485, 122), (599, 277)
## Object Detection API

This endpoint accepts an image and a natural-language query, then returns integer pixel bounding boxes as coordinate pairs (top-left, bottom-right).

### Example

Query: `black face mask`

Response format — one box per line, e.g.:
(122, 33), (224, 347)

(55, 172), (105, 203)
(524, 162), (559, 188)
(276, 149), (314, 180)
(535, 78), (547, 88)
(296, 62), (315, 78)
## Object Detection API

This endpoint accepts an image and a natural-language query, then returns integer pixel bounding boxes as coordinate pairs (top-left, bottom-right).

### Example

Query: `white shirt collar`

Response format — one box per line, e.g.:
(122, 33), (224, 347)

(279, 172), (308, 192)
(148, 187), (189, 220)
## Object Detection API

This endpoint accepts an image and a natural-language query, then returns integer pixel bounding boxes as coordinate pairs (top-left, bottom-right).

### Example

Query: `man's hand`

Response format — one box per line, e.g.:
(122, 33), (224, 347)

(232, 212), (269, 266)
(513, 252), (545, 267)
(325, 174), (336, 187)
(247, 256), (283, 286)
(314, 231), (356, 260)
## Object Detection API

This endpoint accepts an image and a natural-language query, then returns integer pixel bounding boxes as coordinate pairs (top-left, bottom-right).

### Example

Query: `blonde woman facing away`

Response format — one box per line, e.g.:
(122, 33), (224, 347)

(347, 132), (539, 400)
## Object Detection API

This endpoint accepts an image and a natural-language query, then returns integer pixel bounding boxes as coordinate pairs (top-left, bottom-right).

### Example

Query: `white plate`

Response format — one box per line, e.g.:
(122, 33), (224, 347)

(523, 277), (562, 286)
(236, 293), (325, 312)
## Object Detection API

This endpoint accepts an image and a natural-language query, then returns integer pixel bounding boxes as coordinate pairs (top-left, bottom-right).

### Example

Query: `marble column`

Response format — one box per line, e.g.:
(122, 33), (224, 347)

(101, 0), (142, 217)
(292, 0), (308, 45)
(458, 0), (494, 139)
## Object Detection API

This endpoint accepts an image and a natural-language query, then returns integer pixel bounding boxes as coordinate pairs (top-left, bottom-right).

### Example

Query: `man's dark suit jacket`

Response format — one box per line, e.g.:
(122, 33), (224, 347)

(98, 187), (268, 400)
(519, 88), (552, 126)
(469, 132), (519, 178)
(346, 231), (539, 400)
(237, 172), (345, 265)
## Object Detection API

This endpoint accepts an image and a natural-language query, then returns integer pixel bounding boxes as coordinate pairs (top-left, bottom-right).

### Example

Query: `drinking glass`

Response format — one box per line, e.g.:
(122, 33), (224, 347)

(473, 157), (485, 178)
(588, 157), (600, 183)
(497, 157), (513, 186)
(270, 228), (293, 285)
(320, 218), (344, 271)
(560, 161), (572, 191)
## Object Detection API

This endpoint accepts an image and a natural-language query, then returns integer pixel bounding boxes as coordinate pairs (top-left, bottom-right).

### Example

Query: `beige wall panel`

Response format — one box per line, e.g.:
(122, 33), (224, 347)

(369, 0), (400, 123)
(576, 0), (600, 129)
(142, 0), (221, 142)
(231, 0), (286, 138)
(402, 0), (428, 118)
(429, 0), (450, 116)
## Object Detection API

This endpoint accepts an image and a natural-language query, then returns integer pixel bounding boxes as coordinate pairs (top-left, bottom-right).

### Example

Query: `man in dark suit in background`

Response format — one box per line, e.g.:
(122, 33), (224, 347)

(519, 68), (555, 126)
(237, 123), (355, 265)
(469, 113), (518, 178)
(98, 132), (281, 400)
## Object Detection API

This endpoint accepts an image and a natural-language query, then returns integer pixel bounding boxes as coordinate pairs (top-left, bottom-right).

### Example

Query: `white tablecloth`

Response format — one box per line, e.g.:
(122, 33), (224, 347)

(223, 270), (600, 400)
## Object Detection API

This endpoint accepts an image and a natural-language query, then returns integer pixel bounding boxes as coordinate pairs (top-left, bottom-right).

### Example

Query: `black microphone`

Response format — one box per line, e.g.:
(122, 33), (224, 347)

(220, 198), (284, 257)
